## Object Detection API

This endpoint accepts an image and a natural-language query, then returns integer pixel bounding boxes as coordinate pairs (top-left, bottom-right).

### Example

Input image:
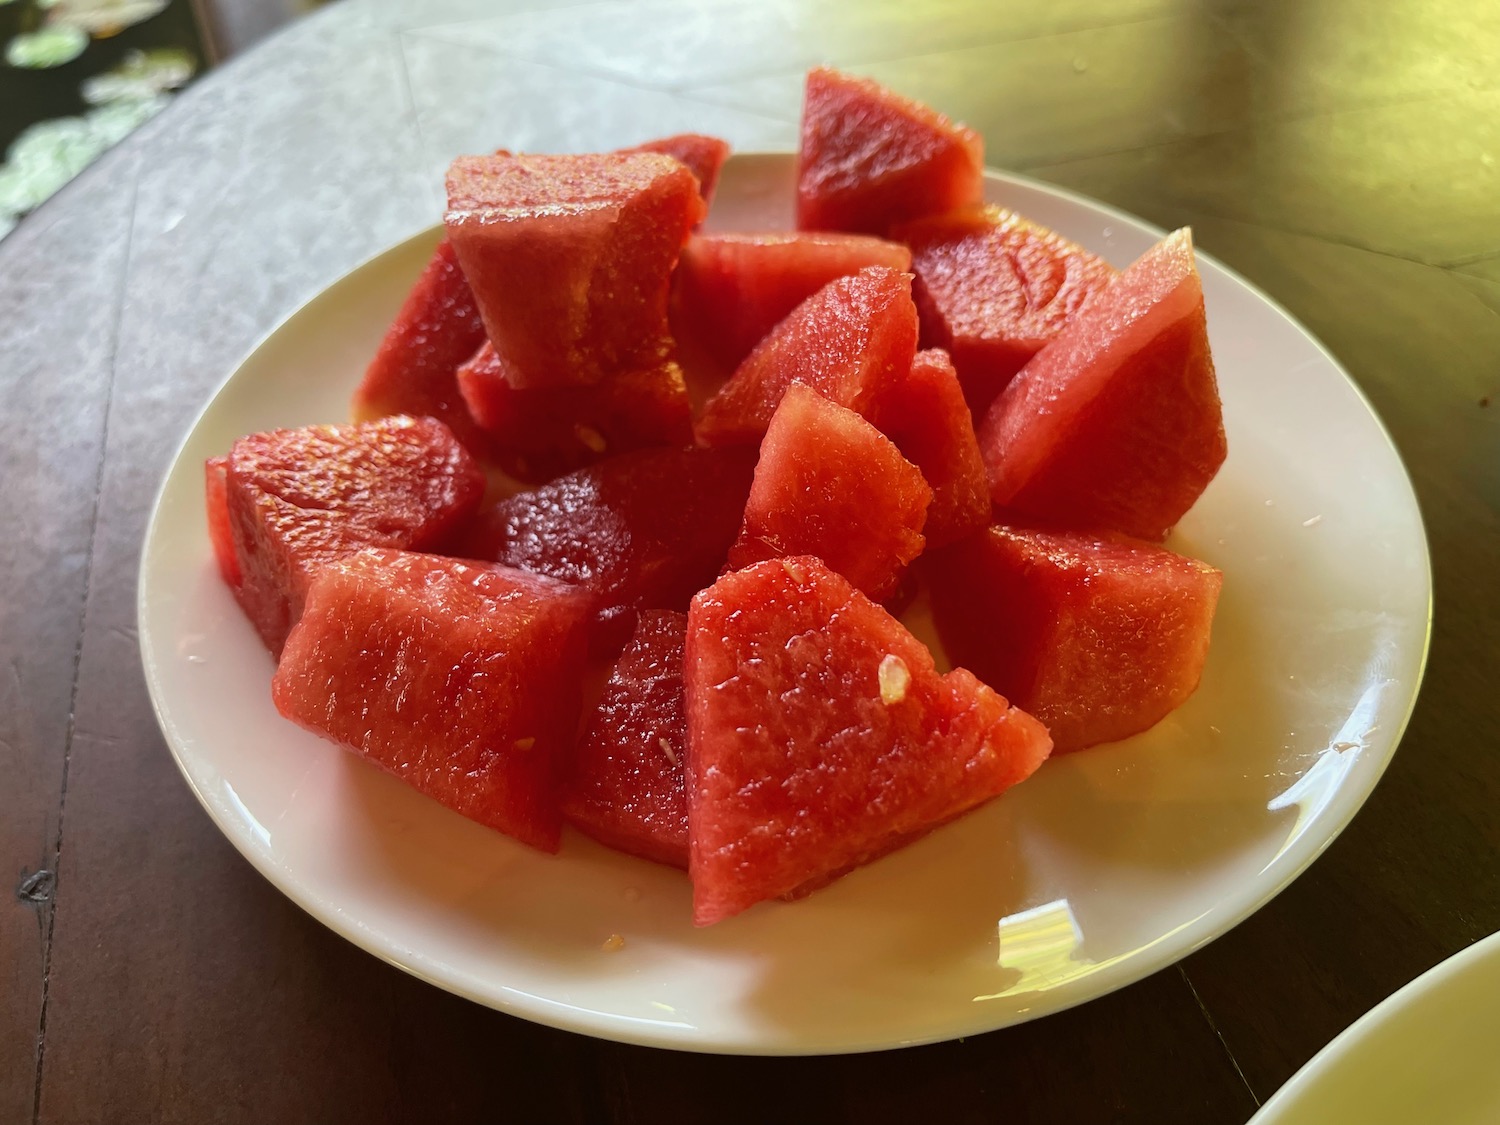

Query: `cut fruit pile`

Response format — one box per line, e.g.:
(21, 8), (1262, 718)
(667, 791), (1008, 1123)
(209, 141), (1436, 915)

(206, 69), (1227, 927)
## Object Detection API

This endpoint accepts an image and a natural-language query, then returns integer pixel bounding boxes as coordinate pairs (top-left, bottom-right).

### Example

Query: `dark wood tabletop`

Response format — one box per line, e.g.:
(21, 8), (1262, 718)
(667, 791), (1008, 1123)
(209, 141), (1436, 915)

(5, 0), (1498, 1121)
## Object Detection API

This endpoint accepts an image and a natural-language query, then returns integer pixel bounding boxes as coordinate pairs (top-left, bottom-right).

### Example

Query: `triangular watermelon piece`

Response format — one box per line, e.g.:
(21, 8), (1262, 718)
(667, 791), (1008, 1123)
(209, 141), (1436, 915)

(727, 383), (930, 601)
(694, 266), (918, 446)
(874, 348), (990, 549)
(674, 231), (913, 372)
(796, 67), (983, 235)
(894, 205), (1119, 413)
(979, 229), (1227, 541)
(685, 556), (1052, 925)
(445, 152), (704, 389)
(563, 609), (689, 868)
(219, 416), (484, 654)
(461, 445), (756, 649)
(273, 549), (591, 852)
(618, 133), (730, 210)
(455, 341), (691, 483)
(349, 239), (492, 455)
(926, 525), (1222, 753)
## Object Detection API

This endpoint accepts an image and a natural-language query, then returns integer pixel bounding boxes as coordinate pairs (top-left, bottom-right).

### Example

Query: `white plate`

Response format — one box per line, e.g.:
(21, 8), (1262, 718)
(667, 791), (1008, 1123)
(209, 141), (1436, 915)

(138, 154), (1431, 1054)
(1250, 931), (1500, 1124)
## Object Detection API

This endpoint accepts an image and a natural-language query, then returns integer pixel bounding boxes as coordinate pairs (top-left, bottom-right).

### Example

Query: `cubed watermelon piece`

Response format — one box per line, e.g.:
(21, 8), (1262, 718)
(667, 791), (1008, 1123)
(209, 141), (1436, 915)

(618, 133), (730, 210)
(219, 416), (484, 654)
(894, 205), (1119, 413)
(925, 525), (1222, 753)
(674, 231), (913, 371)
(796, 66), (983, 235)
(455, 341), (692, 483)
(563, 609), (689, 867)
(272, 549), (591, 852)
(874, 348), (990, 548)
(685, 556), (1052, 925)
(349, 239), (492, 454)
(462, 445), (756, 646)
(695, 266), (918, 446)
(444, 152), (704, 389)
(727, 383), (930, 601)
(979, 229), (1227, 541)
(204, 456), (239, 588)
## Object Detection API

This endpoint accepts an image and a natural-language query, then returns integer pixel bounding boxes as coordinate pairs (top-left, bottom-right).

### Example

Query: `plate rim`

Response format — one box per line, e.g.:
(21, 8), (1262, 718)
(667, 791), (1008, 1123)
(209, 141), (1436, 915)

(1248, 930), (1500, 1123)
(137, 153), (1434, 1054)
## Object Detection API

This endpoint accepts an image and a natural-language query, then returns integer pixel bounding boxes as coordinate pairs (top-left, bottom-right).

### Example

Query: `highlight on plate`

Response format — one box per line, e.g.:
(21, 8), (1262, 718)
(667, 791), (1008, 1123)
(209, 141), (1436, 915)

(202, 67), (1227, 927)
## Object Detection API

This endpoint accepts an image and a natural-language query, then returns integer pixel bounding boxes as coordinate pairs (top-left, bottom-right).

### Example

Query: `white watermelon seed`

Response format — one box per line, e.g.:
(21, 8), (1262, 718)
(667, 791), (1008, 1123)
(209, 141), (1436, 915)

(574, 424), (607, 454)
(878, 654), (910, 705)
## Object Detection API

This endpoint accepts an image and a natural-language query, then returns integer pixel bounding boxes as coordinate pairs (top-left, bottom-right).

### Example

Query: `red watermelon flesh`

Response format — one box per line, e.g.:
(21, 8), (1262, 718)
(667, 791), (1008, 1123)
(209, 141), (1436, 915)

(727, 383), (930, 601)
(272, 548), (591, 852)
(925, 525), (1222, 753)
(979, 228), (1227, 541)
(461, 445), (756, 646)
(563, 609), (689, 868)
(695, 266), (918, 446)
(205, 456), (240, 588)
(796, 66), (983, 236)
(618, 133), (730, 210)
(349, 239), (492, 455)
(685, 556), (1052, 926)
(894, 205), (1119, 414)
(674, 232), (913, 371)
(445, 152), (704, 389)
(456, 341), (692, 483)
(874, 348), (990, 549)
(221, 416), (484, 654)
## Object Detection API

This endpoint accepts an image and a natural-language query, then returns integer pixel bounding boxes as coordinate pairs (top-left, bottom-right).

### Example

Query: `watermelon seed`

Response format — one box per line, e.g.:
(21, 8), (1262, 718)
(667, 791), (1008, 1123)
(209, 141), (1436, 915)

(513, 736), (536, 751)
(780, 558), (807, 583)
(878, 654), (911, 705)
(659, 737), (678, 765)
(574, 424), (608, 454)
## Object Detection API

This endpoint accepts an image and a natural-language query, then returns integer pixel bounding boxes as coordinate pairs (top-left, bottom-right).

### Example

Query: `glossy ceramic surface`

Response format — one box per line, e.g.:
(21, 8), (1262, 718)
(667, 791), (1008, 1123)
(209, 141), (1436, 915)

(137, 155), (1431, 1054)
(1250, 931), (1500, 1124)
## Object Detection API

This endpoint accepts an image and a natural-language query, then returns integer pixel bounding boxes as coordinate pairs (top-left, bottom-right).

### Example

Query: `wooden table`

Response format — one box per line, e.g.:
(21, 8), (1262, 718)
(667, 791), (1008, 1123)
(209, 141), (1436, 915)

(5, 1), (1497, 1120)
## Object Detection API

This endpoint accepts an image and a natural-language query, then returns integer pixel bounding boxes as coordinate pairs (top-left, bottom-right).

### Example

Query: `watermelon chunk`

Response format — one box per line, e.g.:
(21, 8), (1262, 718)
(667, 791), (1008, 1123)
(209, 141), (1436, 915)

(894, 205), (1119, 413)
(727, 383), (930, 601)
(272, 549), (591, 852)
(219, 416), (484, 654)
(563, 609), (689, 867)
(874, 348), (990, 549)
(618, 133), (730, 210)
(456, 341), (691, 483)
(444, 152), (704, 389)
(979, 229), (1227, 541)
(674, 232), (913, 371)
(462, 445), (756, 646)
(685, 556), (1052, 925)
(796, 66), (983, 235)
(204, 456), (239, 588)
(695, 266), (918, 446)
(349, 239), (491, 454)
(925, 525), (1222, 753)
